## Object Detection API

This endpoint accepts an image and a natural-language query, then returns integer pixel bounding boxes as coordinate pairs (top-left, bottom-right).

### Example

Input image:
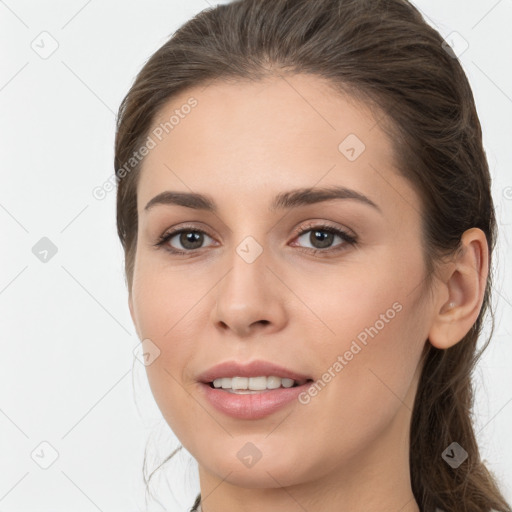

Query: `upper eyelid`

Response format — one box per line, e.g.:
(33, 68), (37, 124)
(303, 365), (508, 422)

(162, 222), (351, 239)
(292, 221), (355, 238)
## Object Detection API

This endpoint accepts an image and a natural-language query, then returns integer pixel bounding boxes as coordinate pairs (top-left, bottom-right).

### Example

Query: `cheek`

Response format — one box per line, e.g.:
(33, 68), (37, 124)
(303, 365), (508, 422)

(297, 246), (425, 358)
(295, 249), (428, 428)
(131, 252), (210, 342)
(130, 255), (231, 432)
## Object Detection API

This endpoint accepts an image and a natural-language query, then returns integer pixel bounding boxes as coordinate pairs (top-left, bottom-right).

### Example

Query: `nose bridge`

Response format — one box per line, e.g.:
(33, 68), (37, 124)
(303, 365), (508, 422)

(219, 233), (269, 312)
(211, 231), (286, 336)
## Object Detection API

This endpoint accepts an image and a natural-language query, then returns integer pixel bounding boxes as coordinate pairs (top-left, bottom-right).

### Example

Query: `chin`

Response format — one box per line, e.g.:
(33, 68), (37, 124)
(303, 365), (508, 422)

(199, 443), (312, 489)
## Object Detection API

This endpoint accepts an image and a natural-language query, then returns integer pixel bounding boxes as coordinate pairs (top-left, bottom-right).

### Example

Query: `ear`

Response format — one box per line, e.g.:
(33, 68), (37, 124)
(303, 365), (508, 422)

(428, 228), (489, 349)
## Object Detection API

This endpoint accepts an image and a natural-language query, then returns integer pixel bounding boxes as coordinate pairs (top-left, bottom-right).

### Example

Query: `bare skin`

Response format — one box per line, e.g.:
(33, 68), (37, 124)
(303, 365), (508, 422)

(128, 73), (488, 512)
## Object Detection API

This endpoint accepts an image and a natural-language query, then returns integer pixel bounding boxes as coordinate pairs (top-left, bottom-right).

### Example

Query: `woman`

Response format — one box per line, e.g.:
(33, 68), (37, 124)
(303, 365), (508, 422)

(114, 0), (511, 510)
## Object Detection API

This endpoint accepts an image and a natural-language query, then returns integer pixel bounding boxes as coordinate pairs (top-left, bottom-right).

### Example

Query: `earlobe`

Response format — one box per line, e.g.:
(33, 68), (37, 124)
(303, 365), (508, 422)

(428, 228), (489, 350)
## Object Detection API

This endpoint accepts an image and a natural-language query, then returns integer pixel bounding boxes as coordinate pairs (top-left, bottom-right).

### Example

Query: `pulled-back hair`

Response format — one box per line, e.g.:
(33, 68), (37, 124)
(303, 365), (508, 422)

(114, 1), (510, 510)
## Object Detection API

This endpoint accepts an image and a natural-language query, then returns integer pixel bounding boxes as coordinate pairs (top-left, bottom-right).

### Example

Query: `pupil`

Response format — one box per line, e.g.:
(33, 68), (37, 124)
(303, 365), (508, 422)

(311, 230), (333, 249)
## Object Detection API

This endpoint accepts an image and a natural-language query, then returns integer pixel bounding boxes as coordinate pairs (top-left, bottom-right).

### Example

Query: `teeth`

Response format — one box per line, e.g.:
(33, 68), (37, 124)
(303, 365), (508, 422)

(212, 376), (298, 390)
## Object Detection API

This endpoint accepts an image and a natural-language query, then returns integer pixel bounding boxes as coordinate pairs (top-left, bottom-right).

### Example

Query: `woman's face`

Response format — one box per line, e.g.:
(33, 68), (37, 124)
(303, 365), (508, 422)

(129, 74), (436, 491)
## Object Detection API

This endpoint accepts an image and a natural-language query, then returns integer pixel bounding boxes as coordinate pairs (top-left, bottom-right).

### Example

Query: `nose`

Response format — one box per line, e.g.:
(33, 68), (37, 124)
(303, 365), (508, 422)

(211, 243), (288, 339)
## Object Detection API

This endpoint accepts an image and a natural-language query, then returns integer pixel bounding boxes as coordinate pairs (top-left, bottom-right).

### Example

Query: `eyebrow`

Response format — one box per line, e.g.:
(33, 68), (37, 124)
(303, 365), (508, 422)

(143, 186), (381, 213)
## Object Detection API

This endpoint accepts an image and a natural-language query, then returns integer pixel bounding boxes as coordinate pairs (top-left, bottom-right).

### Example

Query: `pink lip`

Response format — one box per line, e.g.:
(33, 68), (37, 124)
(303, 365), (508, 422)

(196, 359), (313, 420)
(198, 382), (313, 420)
(197, 359), (312, 383)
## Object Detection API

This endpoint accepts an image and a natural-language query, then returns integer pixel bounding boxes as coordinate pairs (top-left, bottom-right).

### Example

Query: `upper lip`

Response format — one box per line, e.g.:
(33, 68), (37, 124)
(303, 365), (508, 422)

(197, 359), (313, 384)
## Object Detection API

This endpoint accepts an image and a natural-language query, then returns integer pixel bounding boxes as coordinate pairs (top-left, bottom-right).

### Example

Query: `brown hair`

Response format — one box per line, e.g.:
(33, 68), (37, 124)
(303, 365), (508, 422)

(114, 1), (511, 510)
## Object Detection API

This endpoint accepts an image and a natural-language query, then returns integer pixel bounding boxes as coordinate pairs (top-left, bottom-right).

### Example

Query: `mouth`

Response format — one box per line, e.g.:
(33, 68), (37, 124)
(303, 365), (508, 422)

(197, 360), (315, 417)
(206, 376), (314, 393)
(199, 376), (316, 419)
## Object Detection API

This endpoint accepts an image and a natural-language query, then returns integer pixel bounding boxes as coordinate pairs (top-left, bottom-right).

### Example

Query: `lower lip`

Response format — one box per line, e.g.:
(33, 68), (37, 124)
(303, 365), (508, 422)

(199, 382), (312, 420)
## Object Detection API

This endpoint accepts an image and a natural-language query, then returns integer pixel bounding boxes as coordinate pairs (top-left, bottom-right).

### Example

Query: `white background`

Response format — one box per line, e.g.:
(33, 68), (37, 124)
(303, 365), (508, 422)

(1, 1), (511, 511)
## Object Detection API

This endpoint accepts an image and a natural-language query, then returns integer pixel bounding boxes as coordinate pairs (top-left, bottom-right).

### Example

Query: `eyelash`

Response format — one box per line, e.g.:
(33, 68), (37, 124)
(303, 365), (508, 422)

(154, 222), (358, 257)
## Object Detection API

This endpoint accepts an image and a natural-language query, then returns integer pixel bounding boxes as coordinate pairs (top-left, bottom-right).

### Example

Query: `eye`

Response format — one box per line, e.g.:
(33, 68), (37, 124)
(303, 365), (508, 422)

(291, 223), (357, 254)
(155, 227), (216, 254)
(154, 222), (357, 256)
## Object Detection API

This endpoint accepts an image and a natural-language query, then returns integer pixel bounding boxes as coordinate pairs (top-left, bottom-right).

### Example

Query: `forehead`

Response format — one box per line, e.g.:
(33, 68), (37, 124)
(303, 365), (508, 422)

(137, 74), (414, 217)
